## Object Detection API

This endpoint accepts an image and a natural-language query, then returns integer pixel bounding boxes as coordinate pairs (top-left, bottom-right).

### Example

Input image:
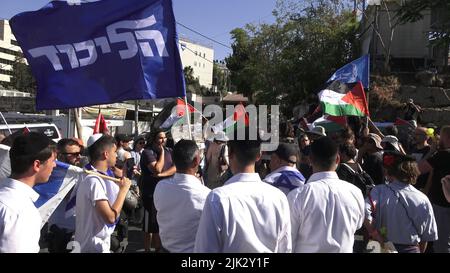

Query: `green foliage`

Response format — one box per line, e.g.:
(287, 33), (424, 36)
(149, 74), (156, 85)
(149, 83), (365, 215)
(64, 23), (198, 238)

(9, 56), (36, 94)
(225, 0), (359, 115)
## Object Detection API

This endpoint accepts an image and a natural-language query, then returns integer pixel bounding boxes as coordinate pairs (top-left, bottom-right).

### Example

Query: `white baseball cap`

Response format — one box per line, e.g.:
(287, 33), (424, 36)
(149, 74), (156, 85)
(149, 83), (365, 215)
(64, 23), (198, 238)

(87, 133), (103, 148)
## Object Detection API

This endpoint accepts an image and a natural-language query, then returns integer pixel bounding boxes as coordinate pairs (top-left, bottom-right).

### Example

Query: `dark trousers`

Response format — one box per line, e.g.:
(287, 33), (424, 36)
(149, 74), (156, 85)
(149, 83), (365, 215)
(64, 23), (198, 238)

(48, 225), (73, 253)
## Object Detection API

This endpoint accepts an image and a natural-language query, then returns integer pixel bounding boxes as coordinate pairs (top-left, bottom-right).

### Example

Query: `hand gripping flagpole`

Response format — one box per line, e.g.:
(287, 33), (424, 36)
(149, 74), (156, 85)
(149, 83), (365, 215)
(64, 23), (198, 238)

(184, 96), (193, 140)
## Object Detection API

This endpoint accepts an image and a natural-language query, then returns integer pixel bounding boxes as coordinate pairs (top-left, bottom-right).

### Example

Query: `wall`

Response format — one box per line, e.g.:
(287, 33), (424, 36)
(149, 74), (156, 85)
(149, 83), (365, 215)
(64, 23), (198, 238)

(179, 38), (214, 88)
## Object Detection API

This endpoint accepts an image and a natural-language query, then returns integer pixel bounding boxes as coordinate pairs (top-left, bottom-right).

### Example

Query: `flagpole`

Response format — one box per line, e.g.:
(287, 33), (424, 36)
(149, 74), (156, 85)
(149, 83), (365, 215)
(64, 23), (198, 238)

(184, 96), (193, 140)
(0, 111), (12, 134)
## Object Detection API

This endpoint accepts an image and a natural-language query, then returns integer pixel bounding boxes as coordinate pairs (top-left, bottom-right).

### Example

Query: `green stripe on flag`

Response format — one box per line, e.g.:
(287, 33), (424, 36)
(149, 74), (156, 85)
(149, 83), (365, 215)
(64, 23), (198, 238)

(321, 101), (365, 117)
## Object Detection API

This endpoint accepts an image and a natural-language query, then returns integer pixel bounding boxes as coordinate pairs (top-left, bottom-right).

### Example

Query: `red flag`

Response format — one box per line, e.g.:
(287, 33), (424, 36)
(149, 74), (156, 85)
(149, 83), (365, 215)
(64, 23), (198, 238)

(233, 103), (249, 126)
(176, 98), (196, 117)
(93, 112), (109, 134)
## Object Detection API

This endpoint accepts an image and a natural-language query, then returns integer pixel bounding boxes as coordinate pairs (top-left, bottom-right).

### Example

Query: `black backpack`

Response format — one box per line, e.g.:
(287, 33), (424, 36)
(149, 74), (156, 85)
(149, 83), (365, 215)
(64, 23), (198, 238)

(340, 163), (375, 197)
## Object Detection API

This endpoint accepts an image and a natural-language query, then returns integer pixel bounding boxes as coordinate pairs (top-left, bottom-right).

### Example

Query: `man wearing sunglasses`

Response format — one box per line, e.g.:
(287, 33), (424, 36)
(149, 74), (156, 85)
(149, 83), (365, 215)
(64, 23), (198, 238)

(46, 138), (83, 252)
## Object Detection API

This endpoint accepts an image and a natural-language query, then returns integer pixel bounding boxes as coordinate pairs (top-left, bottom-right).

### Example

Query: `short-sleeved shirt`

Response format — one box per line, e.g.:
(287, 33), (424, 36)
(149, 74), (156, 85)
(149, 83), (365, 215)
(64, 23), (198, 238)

(427, 150), (450, 207)
(140, 147), (173, 197)
(0, 178), (42, 253)
(365, 181), (438, 244)
(74, 174), (119, 253)
(154, 173), (210, 253)
(362, 152), (384, 185)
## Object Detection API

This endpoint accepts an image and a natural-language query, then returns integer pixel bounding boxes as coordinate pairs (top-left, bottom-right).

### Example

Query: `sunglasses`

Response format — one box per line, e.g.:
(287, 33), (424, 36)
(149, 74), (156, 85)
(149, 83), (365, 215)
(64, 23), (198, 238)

(62, 152), (81, 157)
(137, 141), (146, 145)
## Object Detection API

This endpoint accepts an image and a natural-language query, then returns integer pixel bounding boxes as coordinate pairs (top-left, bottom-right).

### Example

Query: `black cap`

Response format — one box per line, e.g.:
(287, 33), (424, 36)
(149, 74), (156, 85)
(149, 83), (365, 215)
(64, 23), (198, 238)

(274, 143), (298, 164)
(10, 132), (53, 158)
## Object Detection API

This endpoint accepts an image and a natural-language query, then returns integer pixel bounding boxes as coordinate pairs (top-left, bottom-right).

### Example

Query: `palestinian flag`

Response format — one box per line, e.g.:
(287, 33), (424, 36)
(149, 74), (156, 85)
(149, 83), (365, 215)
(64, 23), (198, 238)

(318, 81), (369, 117)
(312, 115), (347, 133)
(212, 103), (249, 134)
(153, 98), (197, 130)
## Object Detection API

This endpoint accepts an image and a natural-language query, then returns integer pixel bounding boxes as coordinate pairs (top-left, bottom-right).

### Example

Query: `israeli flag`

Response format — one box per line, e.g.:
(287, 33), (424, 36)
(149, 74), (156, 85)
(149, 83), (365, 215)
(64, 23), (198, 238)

(327, 54), (370, 89)
(33, 161), (84, 228)
(10, 0), (185, 110)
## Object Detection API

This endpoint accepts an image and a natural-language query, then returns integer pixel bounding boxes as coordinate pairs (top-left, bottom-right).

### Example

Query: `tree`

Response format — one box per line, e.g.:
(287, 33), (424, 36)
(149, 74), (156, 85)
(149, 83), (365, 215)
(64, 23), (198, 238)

(9, 56), (36, 94)
(213, 62), (229, 93)
(225, 0), (359, 115)
(183, 66), (201, 94)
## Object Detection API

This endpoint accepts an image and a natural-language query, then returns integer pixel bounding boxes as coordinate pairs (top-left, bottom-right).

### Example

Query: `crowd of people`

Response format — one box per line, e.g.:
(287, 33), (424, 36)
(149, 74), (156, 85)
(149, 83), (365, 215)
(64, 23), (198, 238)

(0, 115), (449, 253)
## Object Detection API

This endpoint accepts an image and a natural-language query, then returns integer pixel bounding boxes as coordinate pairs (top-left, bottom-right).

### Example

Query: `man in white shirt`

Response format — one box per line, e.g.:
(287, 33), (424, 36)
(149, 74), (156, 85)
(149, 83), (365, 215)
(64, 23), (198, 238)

(194, 128), (292, 253)
(74, 135), (131, 253)
(264, 143), (305, 195)
(287, 136), (365, 253)
(0, 133), (57, 253)
(154, 140), (210, 253)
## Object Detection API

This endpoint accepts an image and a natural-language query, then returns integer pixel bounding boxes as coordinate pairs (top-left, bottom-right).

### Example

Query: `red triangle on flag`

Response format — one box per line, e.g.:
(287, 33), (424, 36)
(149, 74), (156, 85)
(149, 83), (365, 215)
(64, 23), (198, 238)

(233, 103), (249, 126)
(341, 82), (370, 116)
(176, 98), (196, 117)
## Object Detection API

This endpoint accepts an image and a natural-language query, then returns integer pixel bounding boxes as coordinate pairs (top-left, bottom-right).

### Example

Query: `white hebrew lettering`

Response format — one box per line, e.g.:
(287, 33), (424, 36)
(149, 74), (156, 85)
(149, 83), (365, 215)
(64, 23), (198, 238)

(29, 46), (63, 71)
(57, 44), (80, 69)
(28, 14), (168, 71)
(73, 40), (97, 67)
(94, 37), (111, 54)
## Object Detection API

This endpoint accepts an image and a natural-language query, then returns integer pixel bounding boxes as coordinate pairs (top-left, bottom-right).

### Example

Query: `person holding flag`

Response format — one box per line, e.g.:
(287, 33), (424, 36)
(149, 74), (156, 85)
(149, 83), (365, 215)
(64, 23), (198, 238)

(74, 134), (131, 253)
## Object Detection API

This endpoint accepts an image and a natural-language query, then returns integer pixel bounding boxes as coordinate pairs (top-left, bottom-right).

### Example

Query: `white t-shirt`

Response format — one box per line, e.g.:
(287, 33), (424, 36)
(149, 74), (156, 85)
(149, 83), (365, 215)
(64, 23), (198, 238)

(74, 174), (119, 253)
(154, 173), (211, 253)
(0, 178), (42, 253)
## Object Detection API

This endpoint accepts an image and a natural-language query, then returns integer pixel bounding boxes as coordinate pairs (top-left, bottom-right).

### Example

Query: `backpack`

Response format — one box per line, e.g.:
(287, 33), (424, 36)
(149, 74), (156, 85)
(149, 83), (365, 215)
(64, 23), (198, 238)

(340, 163), (375, 197)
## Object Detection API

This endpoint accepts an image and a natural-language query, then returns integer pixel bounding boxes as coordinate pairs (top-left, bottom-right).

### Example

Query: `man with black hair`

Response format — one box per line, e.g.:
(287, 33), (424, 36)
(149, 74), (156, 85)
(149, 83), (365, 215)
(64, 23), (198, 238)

(0, 132), (56, 252)
(264, 143), (305, 195)
(47, 138), (83, 253)
(74, 135), (131, 253)
(287, 137), (365, 253)
(194, 128), (292, 252)
(154, 140), (210, 253)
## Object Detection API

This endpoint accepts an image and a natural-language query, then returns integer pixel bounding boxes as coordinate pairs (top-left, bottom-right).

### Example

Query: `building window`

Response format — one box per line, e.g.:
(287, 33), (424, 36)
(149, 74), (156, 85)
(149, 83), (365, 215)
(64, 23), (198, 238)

(11, 40), (19, 46)
(203, 63), (205, 68)
(194, 61), (197, 66)
(203, 53), (206, 58)
(0, 47), (22, 57)
(0, 58), (14, 66)
(0, 69), (14, 76)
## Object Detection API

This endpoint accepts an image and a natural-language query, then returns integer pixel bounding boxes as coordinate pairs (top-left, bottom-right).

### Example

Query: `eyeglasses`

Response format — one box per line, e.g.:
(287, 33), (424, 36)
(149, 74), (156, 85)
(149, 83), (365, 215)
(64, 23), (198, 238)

(62, 152), (81, 157)
(137, 141), (146, 145)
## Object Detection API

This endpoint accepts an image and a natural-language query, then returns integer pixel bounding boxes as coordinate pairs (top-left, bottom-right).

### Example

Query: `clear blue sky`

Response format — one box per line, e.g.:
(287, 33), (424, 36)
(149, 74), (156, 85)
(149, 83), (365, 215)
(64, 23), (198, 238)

(0, 0), (277, 61)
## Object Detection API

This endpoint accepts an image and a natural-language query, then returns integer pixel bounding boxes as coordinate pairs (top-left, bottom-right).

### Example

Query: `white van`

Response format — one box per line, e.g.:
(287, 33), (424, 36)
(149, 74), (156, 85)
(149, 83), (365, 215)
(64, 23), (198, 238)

(0, 123), (62, 143)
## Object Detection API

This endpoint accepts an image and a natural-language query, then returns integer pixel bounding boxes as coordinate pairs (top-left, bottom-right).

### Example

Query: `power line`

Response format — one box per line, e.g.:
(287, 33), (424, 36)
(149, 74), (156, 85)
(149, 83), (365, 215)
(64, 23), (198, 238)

(176, 22), (232, 50)
(182, 45), (215, 64)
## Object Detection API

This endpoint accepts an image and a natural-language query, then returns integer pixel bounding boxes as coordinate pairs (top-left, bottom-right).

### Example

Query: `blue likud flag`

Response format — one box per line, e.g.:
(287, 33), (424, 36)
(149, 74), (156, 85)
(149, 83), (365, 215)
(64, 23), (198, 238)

(10, 0), (185, 110)
(33, 161), (84, 227)
(327, 54), (370, 89)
